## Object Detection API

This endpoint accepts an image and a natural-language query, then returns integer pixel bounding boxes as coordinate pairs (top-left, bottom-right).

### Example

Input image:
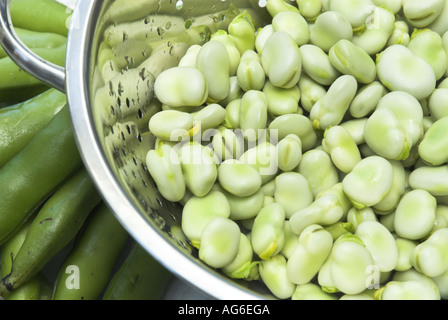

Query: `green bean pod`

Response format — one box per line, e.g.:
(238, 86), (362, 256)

(0, 106), (82, 245)
(103, 242), (172, 300)
(10, 0), (71, 36)
(52, 204), (130, 300)
(0, 168), (101, 295)
(0, 89), (67, 168)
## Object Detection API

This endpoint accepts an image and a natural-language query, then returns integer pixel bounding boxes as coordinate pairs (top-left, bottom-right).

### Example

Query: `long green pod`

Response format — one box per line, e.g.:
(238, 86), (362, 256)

(0, 168), (102, 294)
(103, 242), (172, 300)
(10, 0), (72, 36)
(0, 106), (82, 245)
(0, 28), (67, 59)
(0, 89), (67, 168)
(52, 203), (130, 300)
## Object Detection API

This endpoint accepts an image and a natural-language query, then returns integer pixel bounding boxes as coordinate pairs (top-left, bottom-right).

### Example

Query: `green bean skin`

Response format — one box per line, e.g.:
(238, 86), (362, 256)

(103, 242), (172, 300)
(0, 168), (101, 294)
(0, 106), (82, 246)
(0, 89), (67, 168)
(52, 203), (130, 300)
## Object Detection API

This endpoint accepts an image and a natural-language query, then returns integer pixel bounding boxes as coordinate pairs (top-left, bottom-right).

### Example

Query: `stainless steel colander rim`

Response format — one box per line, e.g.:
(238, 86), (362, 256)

(66, 0), (265, 300)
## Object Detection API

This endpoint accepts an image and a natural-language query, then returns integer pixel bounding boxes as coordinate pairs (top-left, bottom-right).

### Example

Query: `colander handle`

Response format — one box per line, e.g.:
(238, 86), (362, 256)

(0, 0), (66, 93)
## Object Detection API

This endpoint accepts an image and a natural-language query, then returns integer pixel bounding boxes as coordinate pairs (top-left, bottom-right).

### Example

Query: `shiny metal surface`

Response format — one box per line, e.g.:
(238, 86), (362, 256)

(0, 0), (273, 300)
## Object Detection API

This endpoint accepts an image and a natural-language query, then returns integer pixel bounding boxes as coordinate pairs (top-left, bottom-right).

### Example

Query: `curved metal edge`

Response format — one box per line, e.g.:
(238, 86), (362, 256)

(66, 0), (265, 301)
(0, 0), (66, 93)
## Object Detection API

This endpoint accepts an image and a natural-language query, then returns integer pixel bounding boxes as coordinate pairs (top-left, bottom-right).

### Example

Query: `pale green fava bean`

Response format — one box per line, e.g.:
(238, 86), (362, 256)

(196, 40), (231, 103)
(211, 183), (265, 221)
(276, 134), (303, 172)
(330, 0), (375, 30)
(255, 24), (274, 55)
(251, 203), (286, 260)
(347, 207), (378, 231)
(268, 113), (317, 151)
(148, 110), (194, 142)
(349, 81), (388, 119)
(239, 90), (268, 142)
(395, 238), (418, 272)
(296, 0), (323, 21)
(210, 30), (241, 76)
(408, 165), (448, 196)
(228, 11), (256, 55)
(433, 269), (448, 299)
(427, 0), (448, 36)
(191, 103), (226, 132)
(272, 11), (310, 46)
(274, 172), (313, 219)
(260, 179), (275, 198)
(340, 118), (368, 145)
(408, 29), (448, 80)
(372, 0), (402, 14)
(287, 224), (334, 285)
(178, 44), (201, 68)
(266, 0), (301, 17)
(376, 280), (441, 300)
(222, 233), (258, 280)
(373, 160), (407, 214)
(329, 233), (375, 295)
(298, 74), (327, 113)
(387, 21), (411, 47)
(322, 125), (362, 174)
(352, 6), (395, 56)
(418, 117), (448, 166)
(377, 44), (436, 101)
(239, 142), (278, 184)
(355, 221), (399, 272)
(259, 254), (296, 299)
(342, 156), (394, 209)
(434, 205), (448, 232)
(223, 98), (241, 129)
(181, 191), (231, 248)
(412, 228), (448, 278)
(262, 80), (301, 116)
(297, 149), (339, 198)
(289, 183), (351, 236)
(444, 31), (448, 77)
(236, 50), (266, 92)
(154, 67), (208, 108)
(300, 44), (340, 86)
(219, 76), (243, 108)
(310, 75), (358, 130)
(218, 159), (262, 197)
(325, 222), (355, 241)
(146, 144), (185, 203)
(261, 31), (302, 89)
(199, 217), (241, 269)
(339, 293), (375, 301)
(282, 220), (300, 259)
(394, 189), (437, 241)
(211, 127), (243, 162)
(403, 0), (445, 28)
(310, 11), (353, 52)
(178, 142), (218, 197)
(329, 39), (377, 84)
(364, 91), (424, 161)
(292, 283), (338, 300)
(428, 88), (448, 121)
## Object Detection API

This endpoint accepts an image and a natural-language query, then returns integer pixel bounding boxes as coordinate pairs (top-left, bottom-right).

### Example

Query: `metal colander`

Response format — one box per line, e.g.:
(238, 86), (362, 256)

(0, 0), (274, 299)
